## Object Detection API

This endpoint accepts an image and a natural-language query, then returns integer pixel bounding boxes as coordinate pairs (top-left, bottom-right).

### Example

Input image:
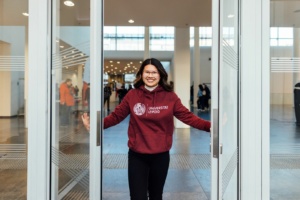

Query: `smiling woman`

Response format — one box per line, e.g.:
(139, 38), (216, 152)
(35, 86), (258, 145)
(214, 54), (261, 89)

(81, 57), (211, 199)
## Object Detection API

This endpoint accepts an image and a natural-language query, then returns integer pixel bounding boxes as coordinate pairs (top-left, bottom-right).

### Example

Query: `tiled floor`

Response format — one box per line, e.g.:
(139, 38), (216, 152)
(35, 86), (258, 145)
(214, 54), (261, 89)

(1, 104), (300, 199)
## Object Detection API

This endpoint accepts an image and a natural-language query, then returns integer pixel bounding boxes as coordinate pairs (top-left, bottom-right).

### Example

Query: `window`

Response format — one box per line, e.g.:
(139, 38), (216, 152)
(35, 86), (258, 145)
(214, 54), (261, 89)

(270, 27), (293, 46)
(104, 26), (144, 50)
(200, 27), (212, 46)
(150, 27), (174, 51)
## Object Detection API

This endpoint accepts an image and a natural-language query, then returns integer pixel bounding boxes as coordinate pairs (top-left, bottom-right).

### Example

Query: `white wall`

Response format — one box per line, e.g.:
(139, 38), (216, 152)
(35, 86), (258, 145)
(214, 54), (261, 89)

(0, 26), (25, 116)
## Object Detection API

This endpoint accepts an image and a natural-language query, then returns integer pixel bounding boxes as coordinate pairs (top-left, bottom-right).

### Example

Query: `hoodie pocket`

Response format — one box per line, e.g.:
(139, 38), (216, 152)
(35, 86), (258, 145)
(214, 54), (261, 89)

(133, 132), (169, 153)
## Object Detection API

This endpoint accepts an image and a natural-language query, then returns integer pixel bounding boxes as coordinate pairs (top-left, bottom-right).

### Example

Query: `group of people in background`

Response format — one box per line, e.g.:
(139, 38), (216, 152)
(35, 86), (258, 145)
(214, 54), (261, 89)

(59, 79), (134, 125)
(197, 83), (211, 112)
(103, 83), (134, 111)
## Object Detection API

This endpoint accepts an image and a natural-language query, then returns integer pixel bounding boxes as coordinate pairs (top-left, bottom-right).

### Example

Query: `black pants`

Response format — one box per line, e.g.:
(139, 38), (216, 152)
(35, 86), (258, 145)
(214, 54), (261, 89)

(197, 97), (203, 109)
(104, 97), (110, 111)
(128, 149), (170, 200)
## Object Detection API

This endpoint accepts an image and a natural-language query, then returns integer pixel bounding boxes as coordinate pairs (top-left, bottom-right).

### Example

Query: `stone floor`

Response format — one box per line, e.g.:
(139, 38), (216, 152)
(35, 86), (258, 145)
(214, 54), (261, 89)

(0, 104), (300, 199)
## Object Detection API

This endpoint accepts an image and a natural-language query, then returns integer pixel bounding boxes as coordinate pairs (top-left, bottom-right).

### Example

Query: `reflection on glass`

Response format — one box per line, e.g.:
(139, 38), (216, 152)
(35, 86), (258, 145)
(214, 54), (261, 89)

(51, 0), (91, 198)
(270, 1), (300, 199)
(0, 0), (28, 199)
(220, 0), (239, 199)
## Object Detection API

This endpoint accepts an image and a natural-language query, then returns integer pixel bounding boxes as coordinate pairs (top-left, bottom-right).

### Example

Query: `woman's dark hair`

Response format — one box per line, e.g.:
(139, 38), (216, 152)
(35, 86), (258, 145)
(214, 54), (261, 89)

(133, 58), (173, 92)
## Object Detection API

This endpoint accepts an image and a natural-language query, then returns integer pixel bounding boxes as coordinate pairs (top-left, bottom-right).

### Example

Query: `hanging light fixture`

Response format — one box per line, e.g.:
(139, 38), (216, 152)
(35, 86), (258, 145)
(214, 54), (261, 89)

(64, 1), (75, 7)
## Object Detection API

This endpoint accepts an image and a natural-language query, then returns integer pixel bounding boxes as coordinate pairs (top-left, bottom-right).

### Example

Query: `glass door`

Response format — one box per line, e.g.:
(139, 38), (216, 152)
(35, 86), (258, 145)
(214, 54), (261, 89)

(50, 0), (103, 199)
(211, 0), (240, 199)
(0, 0), (28, 198)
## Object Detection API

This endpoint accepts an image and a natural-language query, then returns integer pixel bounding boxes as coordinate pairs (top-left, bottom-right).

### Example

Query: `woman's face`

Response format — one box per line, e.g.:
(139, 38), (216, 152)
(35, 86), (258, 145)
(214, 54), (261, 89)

(142, 64), (160, 87)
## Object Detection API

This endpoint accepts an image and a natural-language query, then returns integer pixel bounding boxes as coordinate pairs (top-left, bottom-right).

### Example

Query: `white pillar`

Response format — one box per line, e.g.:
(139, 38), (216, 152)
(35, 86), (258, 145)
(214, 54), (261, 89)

(27, 0), (49, 199)
(193, 27), (201, 107)
(173, 27), (191, 128)
(144, 26), (150, 59)
(0, 43), (12, 117)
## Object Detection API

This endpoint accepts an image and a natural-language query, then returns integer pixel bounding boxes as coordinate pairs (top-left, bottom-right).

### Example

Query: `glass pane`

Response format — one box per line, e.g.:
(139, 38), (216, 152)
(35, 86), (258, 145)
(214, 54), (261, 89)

(51, 0), (91, 198)
(0, 0), (28, 199)
(270, 1), (300, 199)
(220, 0), (239, 199)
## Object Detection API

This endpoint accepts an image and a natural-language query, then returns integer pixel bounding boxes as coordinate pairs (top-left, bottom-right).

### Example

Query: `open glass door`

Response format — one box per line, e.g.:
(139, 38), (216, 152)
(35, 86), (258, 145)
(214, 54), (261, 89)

(50, 0), (103, 199)
(211, 0), (240, 199)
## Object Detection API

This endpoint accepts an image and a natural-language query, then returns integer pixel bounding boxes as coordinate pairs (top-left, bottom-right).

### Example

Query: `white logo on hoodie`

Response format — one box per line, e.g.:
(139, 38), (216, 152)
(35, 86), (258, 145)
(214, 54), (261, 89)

(133, 103), (146, 116)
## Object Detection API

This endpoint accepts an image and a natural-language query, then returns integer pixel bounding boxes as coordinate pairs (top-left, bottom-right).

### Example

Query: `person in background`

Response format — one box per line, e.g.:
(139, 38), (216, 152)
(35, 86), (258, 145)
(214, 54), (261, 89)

(82, 58), (211, 200)
(59, 78), (74, 126)
(197, 84), (205, 111)
(74, 85), (79, 96)
(190, 84), (194, 105)
(128, 84), (133, 92)
(202, 83), (211, 111)
(85, 83), (90, 111)
(104, 84), (112, 112)
(117, 85), (128, 104)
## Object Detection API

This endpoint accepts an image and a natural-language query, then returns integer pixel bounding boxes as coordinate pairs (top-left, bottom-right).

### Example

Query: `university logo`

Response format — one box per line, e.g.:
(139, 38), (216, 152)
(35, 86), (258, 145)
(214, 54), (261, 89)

(133, 103), (146, 116)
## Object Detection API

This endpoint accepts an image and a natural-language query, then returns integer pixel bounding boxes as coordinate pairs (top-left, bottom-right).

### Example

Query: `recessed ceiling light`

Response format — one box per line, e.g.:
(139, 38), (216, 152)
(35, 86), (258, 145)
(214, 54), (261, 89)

(60, 45), (64, 48)
(22, 12), (29, 16)
(228, 14), (234, 18)
(128, 19), (134, 23)
(64, 1), (75, 7)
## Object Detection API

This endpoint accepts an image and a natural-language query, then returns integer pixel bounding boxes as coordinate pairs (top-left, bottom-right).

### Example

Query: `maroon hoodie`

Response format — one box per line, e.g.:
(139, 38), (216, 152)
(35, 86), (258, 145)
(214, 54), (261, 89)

(104, 85), (211, 154)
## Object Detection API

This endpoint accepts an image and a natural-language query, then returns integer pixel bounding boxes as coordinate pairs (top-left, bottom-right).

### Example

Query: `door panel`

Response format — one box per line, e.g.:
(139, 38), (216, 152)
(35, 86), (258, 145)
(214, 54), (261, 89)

(0, 1), (28, 198)
(212, 0), (240, 199)
(50, 0), (102, 199)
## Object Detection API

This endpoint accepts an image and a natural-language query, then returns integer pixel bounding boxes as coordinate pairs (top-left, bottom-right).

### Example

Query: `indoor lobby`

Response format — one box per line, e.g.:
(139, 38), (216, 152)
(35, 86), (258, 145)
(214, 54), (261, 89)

(0, 0), (299, 199)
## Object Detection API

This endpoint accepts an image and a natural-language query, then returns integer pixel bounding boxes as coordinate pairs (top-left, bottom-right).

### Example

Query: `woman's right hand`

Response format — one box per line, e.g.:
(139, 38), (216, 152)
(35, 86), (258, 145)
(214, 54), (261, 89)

(81, 112), (90, 131)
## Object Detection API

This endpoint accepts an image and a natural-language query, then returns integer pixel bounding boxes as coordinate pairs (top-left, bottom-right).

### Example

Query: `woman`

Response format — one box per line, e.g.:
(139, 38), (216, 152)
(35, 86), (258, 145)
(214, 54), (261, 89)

(82, 58), (211, 200)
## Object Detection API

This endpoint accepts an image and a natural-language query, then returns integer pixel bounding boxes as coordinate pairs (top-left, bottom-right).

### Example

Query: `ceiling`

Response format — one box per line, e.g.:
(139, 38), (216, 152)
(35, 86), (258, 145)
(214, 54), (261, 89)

(2, 0), (300, 27)
(2, 0), (300, 74)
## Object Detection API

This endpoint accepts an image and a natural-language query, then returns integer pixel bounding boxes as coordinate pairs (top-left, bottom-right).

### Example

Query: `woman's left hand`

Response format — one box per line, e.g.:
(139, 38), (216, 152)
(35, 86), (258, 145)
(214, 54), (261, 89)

(81, 112), (90, 131)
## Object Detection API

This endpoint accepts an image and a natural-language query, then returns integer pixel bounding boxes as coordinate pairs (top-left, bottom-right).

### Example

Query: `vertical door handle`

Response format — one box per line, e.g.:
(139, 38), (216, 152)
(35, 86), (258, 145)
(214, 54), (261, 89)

(213, 109), (219, 158)
(96, 110), (101, 146)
